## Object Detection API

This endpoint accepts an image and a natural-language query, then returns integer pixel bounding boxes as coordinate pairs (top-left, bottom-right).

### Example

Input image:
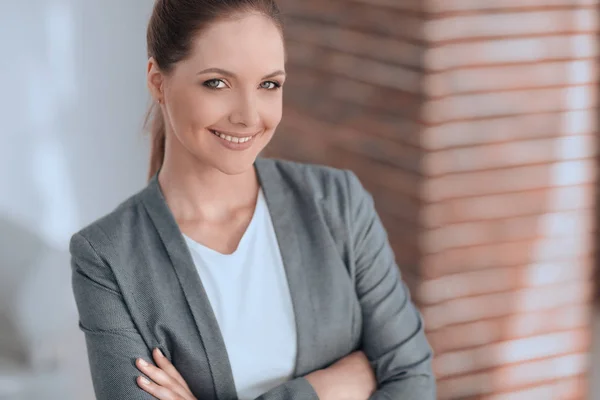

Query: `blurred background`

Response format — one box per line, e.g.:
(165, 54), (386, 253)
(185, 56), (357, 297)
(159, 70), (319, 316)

(1, 0), (599, 398)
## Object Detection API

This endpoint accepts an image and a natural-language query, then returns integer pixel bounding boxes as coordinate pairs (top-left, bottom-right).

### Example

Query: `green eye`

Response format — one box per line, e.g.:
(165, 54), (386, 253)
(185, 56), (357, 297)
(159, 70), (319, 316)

(203, 79), (226, 89)
(260, 81), (281, 90)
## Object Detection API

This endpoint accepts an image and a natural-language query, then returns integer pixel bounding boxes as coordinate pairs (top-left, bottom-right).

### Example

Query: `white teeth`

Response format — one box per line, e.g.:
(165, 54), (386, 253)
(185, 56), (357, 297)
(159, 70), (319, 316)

(212, 130), (253, 144)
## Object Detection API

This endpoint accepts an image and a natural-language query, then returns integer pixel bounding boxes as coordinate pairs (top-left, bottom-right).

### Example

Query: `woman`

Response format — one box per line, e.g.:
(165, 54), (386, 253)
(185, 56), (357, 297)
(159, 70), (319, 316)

(69, 0), (436, 399)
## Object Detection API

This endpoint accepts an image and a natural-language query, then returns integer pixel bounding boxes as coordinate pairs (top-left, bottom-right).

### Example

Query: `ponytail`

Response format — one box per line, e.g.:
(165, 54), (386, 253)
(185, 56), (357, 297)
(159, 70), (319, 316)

(145, 101), (166, 181)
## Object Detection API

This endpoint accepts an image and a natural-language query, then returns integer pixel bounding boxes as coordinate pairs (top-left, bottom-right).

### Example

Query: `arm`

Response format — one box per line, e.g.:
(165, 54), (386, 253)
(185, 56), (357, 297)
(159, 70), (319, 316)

(72, 232), (319, 400)
(70, 232), (157, 399)
(345, 171), (436, 400)
(253, 379), (319, 400)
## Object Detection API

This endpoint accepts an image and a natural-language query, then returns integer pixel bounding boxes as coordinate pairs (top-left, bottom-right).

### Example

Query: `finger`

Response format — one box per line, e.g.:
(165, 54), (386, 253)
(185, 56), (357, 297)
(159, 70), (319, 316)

(152, 348), (192, 392)
(137, 375), (180, 400)
(136, 358), (191, 399)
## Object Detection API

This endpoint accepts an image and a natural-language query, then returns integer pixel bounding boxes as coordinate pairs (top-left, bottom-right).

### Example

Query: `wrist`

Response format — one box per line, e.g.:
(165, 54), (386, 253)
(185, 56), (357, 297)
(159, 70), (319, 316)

(305, 368), (337, 399)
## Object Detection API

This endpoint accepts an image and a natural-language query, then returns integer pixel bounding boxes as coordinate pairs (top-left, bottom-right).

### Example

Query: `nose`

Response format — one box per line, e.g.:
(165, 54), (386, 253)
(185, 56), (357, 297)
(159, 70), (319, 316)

(228, 92), (261, 128)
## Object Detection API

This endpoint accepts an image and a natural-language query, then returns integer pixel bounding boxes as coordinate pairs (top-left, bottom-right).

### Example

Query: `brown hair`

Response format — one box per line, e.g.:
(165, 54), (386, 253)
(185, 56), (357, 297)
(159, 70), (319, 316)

(144, 0), (284, 180)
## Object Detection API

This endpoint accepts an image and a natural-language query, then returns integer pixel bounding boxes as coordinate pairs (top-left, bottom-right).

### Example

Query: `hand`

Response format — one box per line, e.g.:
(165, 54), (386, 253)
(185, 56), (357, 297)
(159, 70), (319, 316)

(305, 351), (377, 400)
(136, 348), (196, 400)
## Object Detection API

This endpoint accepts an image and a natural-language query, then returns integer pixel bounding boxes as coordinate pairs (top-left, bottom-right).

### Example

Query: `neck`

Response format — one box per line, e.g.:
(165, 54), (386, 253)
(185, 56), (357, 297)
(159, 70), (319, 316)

(157, 147), (260, 223)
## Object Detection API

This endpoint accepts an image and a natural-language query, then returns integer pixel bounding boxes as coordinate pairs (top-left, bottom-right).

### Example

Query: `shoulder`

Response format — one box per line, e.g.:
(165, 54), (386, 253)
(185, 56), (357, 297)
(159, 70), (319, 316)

(69, 187), (147, 257)
(260, 157), (366, 203)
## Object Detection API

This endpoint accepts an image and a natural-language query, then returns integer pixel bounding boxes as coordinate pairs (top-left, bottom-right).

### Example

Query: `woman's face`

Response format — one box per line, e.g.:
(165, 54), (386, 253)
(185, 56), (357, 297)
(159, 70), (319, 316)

(152, 13), (286, 175)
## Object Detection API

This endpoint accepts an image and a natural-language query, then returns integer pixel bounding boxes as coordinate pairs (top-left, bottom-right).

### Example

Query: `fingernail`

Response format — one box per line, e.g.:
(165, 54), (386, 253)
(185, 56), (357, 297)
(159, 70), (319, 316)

(138, 358), (148, 367)
(140, 376), (151, 385)
(155, 348), (164, 357)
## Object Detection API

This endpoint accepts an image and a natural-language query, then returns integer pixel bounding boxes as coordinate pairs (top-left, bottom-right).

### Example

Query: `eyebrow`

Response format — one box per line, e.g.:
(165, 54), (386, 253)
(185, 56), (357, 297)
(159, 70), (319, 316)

(197, 68), (286, 80)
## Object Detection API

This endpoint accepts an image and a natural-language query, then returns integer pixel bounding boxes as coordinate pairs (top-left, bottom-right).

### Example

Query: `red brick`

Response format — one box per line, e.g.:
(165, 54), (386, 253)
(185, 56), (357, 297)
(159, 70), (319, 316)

(267, 124), (334, 163)
(423, 160), (596, 201)
(421, 235), (593, 278)
(419, 257), (593, 304)
(327, 76), (423, 116)
(506, 305), (591, 339)
(423, 185), (594, 227)
(339, 0), (422, 12)
(434, 330), (589, 378)
(370, 185), (421, 226)
(283, 65), (423, 122)
(437, 355), (588, 399)
(498, 353), (589, 389)
(280, 108), (423, 176)
(420, 267), (519, 305)
(282, 74), (424, 145)
(421, 110), (597, 150)
(422, 210), (594, 253)
(311, 145), (421, 200)
(389, 240), (420, 270)
(437, 371), (494, 400)
(425, 60), (598, 98)
(380, 212), (421, 250)
(282, 0), (427, 41)
(482, 376), (586, 400)
(422, 85), (597, 124)
(424, 9), (598, 43)
(422, 281), (592, 329)
(427, 0), (599, 13)
(326, 52), (422, 93)
(425, 34), (598, 71)
(423, 164), (549, 201)
(326, 111), (423, 149)
(285, 20), (424, 68)
(427, 305), (591, 353)
(424, 135), (596, 176)
(522, 257), (593, 287)
(422, 215), (538, 253)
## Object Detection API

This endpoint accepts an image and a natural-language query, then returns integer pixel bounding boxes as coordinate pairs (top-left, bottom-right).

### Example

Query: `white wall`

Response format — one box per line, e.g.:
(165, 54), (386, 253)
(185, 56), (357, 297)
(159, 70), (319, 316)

(0, 0), (154, 398)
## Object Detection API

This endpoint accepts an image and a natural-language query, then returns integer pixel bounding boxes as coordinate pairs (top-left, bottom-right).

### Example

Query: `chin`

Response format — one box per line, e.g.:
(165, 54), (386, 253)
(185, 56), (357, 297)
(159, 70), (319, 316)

(210, 154), (258, 176)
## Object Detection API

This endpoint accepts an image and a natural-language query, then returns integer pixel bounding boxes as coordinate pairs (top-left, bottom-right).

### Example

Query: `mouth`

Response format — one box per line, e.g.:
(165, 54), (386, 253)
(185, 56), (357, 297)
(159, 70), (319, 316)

(209, 129), (260, 144)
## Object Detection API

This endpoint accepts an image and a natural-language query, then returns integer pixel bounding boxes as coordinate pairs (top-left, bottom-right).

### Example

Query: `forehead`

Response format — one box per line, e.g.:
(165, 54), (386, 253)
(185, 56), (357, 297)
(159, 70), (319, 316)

(186, 13), (285, 74)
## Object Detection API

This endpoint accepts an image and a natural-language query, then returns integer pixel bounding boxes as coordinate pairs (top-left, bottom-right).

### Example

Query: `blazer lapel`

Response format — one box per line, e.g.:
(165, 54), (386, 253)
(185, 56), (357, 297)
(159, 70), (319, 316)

(141, 173), (237, 400)
(254, 158), (318, 376)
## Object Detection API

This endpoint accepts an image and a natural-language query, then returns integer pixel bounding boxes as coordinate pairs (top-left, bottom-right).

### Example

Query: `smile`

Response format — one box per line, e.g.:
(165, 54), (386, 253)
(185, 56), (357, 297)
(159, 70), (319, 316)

(210, 129), (257, 144)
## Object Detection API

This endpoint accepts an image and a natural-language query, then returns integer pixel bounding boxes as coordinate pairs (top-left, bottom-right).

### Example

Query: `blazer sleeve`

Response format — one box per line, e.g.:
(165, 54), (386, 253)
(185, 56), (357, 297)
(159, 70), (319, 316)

(71, 231), (319, 400)
(253, 379), (319, 400)
(70, 232), (157, 400)
(345, 170), (437, 400)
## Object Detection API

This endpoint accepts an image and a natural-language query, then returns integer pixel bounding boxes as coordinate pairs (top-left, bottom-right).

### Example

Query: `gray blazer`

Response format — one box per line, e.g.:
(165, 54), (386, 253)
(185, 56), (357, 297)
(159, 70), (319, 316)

(70, 157), (435, 400)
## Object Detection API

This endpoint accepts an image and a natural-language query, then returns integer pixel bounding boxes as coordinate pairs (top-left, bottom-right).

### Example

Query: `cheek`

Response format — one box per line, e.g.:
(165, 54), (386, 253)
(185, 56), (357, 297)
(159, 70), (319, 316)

(262, 96), (283, 129)
(174, 90), (223, 130)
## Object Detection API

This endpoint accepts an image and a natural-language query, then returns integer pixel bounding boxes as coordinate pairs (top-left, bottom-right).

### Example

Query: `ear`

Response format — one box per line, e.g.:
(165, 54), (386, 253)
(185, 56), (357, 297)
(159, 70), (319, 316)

(147, 57), (164, 103)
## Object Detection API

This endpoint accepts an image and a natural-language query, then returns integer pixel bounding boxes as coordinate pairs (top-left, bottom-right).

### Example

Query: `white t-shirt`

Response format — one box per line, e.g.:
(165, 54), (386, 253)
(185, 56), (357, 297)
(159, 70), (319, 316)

(183, 188), (298, 400)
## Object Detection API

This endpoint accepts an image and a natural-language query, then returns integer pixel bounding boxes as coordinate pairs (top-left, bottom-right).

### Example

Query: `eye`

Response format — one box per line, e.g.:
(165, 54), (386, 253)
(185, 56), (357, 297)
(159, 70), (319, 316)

(260, 81), (281, 90)
(203, 79), (227, 89)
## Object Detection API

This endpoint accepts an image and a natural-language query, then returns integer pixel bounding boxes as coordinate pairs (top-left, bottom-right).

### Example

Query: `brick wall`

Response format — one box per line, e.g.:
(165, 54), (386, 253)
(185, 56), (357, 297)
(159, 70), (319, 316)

(265, 0), (598, 398)
(266, 0), (426, 283)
